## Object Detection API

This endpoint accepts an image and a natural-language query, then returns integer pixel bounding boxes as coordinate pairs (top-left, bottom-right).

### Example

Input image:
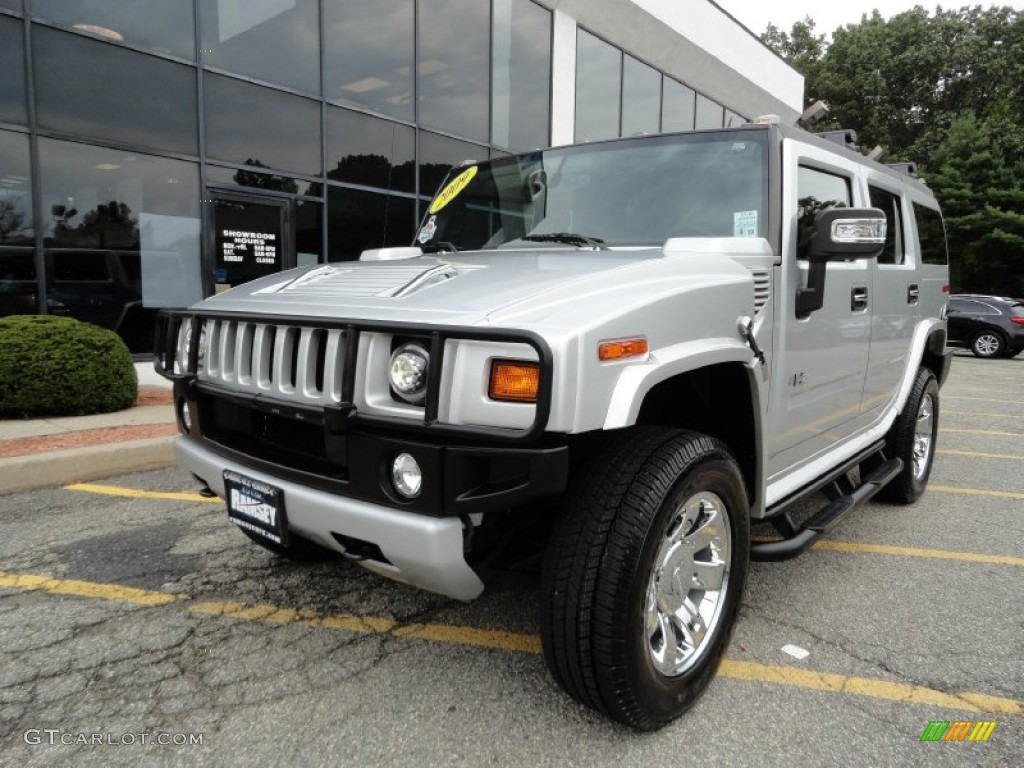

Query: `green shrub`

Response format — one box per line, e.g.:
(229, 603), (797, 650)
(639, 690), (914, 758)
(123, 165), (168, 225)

(0, 315), (138, 419)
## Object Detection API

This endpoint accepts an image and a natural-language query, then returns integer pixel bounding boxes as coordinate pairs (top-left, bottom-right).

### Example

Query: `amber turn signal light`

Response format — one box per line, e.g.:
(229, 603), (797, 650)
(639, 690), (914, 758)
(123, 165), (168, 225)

(489, 360), (539, 402)
(598, 337), (649, 361)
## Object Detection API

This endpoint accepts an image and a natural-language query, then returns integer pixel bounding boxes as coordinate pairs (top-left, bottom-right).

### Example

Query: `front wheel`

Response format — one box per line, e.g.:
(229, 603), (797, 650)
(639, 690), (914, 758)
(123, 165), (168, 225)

(541, 428), (750, 730)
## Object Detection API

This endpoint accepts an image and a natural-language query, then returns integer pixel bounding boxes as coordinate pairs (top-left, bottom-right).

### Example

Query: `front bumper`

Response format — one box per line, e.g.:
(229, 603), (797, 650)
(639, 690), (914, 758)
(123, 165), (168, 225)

(177, 437), (485, 600)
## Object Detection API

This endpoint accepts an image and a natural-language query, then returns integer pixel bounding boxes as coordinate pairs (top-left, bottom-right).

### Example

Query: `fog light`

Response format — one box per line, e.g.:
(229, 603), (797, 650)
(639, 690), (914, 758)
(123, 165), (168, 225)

(177, 397), (192, 434)
(391, 453), (422, 499)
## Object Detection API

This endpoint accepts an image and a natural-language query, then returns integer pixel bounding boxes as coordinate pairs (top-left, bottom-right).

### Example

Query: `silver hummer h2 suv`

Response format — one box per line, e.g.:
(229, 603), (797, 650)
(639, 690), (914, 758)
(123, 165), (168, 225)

(155, 121), (953, 730)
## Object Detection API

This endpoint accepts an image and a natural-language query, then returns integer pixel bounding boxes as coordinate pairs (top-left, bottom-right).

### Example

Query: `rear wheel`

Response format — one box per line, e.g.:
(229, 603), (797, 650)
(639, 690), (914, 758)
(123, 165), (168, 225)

(876, 368), (939, 504)
(240, 528), (336, 562)
(970, 331), (1005, 358)
(541, 428), (749, 730)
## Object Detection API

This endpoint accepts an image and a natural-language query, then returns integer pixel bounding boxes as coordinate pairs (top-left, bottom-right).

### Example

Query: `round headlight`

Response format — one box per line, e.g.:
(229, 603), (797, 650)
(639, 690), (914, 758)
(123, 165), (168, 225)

(391, 453), (422, 499)
(388, 343), (429, 404)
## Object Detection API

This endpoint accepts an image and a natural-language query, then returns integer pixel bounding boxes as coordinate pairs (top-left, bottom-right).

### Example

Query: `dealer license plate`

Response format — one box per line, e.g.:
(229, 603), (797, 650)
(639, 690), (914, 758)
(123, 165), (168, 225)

(224, 470), (288, 546)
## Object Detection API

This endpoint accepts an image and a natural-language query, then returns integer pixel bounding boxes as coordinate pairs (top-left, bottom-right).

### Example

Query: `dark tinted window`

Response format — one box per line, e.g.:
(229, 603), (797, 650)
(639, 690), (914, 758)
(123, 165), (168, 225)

(695, 94), (723, 129)
(327, 107), (415, 193)
(662, 77), (695, 132)
(206, 165), (323, 198)
(200, 0), (319, 94)
(796, 166), (850, 260)
(575, 30), (621, 142)
(0, 1), (21, 12)
(622, 56), (660, 137)
(34, 27), (197, 154)
(418, 132), (488, 200)
(418, 0), (489, 142)
(323, 0), (413, 121)
(868, 186), (905, 265)
(204, 74), (321, 175)
(327, 187), (415, 262)
(492, 0), (551, 151)
(913, 203), (948, 265)
(295, 200), (323, 266)
(0, 16), (26, 124)
(0, 247), (36, 316)
(33, 0), (195, 59)
(0, 130), (33, 246)
(53, 251), (111, 282)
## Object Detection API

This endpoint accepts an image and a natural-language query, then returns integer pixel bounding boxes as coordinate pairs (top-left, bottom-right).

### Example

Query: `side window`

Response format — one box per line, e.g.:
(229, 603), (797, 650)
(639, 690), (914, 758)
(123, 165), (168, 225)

(796, 165), (851, 260)
(868, 185), (904, 265)
(947, 298), (970, 314)
(912, 203), (948, 265)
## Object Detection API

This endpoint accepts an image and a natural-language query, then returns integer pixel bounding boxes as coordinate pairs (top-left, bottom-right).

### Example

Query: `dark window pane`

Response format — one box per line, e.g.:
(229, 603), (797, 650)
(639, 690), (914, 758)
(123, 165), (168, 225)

(206, 164), (323, 198)
(575, 30), (621, 142)
(724, 110), (746, 127)
(200, 0), (319, 94)
(913, 203), (948, 265)
(34, 27), (197, 154)
(418, 132), (488, 199)
(33, 0), (194, 59)
(296, 200), (322, 267)
(661, 78), (694, 132)
(695, 94), (724, 129)
(0, 247), (37, 316)
(327, 187), (415, 262)
(622, 56), (660, 137)
(796, 166), (850, 260)
(323, 0), (413, 121)
(204, 73), (321, 175)
(0, 1), (21, 12)
(492, 0), (551, 151)
(327, 107), (415, 194)
(0, 130), (33, 245)
(38, 139), (202, 350)
(868, 186), (904, 265)
(418, 0), (489, 142)
(0, 17), (26, 124)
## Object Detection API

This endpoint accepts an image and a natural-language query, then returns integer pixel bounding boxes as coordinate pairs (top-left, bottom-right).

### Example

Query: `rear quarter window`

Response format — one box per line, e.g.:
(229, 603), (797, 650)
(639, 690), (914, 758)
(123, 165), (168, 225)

(912, 203), (948, 265)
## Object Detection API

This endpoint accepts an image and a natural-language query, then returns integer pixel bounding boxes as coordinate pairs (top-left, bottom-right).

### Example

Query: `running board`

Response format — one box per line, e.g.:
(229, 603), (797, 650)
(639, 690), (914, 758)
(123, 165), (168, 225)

(750, 457), (903, 562)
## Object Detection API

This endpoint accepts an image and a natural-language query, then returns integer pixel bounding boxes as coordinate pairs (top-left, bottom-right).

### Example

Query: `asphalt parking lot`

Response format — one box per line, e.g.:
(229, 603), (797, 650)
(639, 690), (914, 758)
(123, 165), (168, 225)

(1, 353), (1021, 767)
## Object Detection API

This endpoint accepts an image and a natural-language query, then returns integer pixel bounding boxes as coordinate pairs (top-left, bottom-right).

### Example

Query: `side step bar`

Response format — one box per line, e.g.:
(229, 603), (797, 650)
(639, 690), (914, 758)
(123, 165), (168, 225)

(751, 457), (903, 562)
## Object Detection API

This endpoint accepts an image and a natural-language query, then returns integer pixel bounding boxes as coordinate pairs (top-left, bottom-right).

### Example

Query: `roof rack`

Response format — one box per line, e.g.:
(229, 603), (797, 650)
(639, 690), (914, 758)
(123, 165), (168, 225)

(816, 129), (859, 151)
(885, 162), (918, 178)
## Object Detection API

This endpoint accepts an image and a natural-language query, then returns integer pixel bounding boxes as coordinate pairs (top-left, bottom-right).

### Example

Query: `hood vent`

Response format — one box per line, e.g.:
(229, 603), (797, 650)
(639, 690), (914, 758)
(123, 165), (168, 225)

(750, 269), (771, 314)
(263, 262), (460, 298)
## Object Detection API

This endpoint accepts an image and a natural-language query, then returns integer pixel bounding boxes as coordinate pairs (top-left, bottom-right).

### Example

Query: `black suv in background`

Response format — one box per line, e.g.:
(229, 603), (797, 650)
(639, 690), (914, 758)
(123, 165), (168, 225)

(946, 294), (1024, 358)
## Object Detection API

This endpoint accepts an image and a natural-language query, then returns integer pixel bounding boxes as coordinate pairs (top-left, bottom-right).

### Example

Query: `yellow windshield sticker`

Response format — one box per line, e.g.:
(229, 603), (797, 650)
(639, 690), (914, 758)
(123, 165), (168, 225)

(428, 166), (478, 214)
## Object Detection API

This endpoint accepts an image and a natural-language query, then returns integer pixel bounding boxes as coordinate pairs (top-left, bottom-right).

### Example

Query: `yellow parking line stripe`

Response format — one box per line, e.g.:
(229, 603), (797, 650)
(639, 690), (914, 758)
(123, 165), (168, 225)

(937, 449), (1024, 461)
(945, 395), (1024, 405)
(930, 485), (1024, 500)
(2, 569), (1019, 716)
(65, 483), (220, 503)
(811, 541), (1024, 568)
(945, 410), (1024, 419)
(0, 570), (183, 606)
(942, 427), (1023, 437)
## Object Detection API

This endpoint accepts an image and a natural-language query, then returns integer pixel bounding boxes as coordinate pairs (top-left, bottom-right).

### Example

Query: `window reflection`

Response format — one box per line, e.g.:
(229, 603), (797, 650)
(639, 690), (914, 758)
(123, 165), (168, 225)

(200, 0), (319, 94)
(204, 73), (321, 176)
(622, 56), (661, 137)
(418, 0), (490, 142)
(327, 187), (415, 262)
(323, 0), (414, 121)
(575, 30), (621, 142)
(418, 132), (488, 200)
(0, 1), (21, 12)
(662, 77), (695, 132)
(0, 131), (32, 246)
(492, 0), (551, 151)
(724, 109), (746, 127)
(38, 139), (201, 351)
(33, 0), (195, 59)
(206, 164), (323, 198)
(34, 27), (198, 154)
(327, 107), (415, 194)
(695, 93), (724, 129)
(0, 17), (26, 124)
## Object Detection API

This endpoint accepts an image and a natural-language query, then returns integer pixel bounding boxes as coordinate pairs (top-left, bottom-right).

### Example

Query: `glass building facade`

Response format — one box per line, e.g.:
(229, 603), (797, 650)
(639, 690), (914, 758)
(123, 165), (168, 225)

(0, 1), (751, 353)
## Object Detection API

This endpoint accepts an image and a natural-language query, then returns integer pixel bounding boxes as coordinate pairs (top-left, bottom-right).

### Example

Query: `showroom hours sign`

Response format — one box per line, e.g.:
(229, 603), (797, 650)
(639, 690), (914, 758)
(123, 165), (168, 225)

(220, 229), (279, 267)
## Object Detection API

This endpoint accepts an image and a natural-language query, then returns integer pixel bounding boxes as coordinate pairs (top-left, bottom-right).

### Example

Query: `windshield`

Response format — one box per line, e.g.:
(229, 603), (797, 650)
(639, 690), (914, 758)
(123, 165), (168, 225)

(415, 129), (769, 251)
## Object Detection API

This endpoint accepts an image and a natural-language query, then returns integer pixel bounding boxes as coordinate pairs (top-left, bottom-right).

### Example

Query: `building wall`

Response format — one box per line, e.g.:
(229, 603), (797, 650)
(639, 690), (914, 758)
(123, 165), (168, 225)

(0, 0), (801, 352)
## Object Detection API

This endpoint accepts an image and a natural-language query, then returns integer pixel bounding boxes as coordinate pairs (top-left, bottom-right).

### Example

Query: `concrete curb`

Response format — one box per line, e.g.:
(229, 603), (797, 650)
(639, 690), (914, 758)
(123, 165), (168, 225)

(0, 437), (176, 495)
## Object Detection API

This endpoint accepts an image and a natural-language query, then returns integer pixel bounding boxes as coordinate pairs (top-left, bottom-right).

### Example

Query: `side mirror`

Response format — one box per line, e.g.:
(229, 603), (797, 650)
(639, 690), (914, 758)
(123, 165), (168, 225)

(797, 208), (886, 317)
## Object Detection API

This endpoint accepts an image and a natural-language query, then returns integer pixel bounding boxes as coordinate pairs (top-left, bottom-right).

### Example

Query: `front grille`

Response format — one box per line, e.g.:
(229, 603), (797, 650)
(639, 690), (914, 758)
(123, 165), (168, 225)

(199, 320), (343, 406)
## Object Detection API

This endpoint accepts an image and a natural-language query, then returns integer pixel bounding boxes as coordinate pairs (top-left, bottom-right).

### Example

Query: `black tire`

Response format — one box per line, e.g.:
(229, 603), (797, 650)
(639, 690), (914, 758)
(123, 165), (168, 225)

(970, 330), (1005, 358)
(876, 368), (939, 504)
(540, 428), (750, 731)
(240, 528), (336, 562)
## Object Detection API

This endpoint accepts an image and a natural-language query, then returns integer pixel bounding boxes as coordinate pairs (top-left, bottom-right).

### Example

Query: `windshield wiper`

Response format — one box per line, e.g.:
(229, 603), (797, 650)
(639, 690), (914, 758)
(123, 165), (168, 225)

(521, 232), (609, 249)
(420, 241), (459, 253)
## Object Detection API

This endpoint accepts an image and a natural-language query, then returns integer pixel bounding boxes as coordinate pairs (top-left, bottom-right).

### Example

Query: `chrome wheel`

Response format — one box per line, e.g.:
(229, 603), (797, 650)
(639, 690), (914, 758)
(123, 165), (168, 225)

(912, 392), (935, 481)
(645, 491), (731, 677)
(973, 333), (1001, 357)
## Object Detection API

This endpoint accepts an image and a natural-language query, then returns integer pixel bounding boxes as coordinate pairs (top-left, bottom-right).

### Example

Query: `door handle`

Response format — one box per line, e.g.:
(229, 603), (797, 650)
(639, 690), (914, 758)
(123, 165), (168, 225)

(907, 284), (920, 304)
(851, 286), (869, 312)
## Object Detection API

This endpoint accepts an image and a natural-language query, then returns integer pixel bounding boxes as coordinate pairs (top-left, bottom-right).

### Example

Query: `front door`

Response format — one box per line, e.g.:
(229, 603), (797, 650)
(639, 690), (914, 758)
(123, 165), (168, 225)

(209, 192), (293, 293)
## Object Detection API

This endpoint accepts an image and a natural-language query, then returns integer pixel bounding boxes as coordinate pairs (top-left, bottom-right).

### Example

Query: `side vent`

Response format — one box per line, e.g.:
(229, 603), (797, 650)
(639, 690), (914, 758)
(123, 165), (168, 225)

(751, 270), (771, 314)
